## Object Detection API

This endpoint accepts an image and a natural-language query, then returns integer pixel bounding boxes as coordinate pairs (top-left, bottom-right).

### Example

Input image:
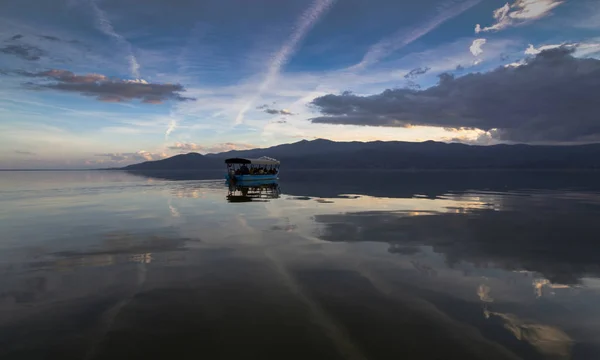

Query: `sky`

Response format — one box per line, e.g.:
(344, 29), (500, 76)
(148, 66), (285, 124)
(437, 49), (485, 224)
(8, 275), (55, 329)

(1, 0), (599, 168)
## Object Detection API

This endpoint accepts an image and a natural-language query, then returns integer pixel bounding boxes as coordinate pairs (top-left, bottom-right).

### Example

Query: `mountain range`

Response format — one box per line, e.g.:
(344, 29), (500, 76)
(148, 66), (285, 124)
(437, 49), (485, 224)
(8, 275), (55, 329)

(121, 139), (600, 170)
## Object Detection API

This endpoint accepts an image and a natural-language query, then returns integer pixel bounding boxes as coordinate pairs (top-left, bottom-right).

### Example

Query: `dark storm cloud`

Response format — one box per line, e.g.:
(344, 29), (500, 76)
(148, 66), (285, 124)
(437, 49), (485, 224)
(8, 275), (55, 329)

(311, 48), (600, 143)
(403, 66), (431, 79)
(8, 34), (24, 41)
(10, 69), (193, 103)
(0, 44), (45, 61)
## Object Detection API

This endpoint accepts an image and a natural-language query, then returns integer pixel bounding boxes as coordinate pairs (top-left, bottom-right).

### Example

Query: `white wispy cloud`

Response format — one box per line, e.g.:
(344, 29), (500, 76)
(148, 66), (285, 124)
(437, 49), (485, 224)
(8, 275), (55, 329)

(475, 0), (564, 33)
(234, 0), (337, 125)
(165, 118), (177, 139)
(95, 150), (167, 163)
(525, 43), (565, 55)
(470, 38), (487, 56)
(351, 0), (481, 70)
(89, 0), (141, 78)
(525, 41), (600, 57)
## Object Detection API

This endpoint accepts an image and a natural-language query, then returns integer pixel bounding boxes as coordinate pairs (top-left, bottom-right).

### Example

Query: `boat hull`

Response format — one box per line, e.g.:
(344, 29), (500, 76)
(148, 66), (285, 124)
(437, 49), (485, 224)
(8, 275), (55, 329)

(225, 174), (279, 182)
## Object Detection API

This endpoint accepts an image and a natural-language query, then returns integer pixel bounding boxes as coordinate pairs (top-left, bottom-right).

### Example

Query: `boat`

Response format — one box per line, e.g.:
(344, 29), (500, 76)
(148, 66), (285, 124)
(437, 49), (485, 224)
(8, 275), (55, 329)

(225, 157), (280, 183)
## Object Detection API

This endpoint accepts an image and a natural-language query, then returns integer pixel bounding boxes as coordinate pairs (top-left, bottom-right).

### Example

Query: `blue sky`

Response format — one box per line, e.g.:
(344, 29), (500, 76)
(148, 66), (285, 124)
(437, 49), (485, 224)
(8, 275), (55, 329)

(1, 0), (599, 168)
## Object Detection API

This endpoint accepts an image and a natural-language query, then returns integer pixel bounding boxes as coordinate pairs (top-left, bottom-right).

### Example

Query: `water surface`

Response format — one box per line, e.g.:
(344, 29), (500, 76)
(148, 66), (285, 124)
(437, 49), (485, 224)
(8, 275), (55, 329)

(1, 170), (600, 359)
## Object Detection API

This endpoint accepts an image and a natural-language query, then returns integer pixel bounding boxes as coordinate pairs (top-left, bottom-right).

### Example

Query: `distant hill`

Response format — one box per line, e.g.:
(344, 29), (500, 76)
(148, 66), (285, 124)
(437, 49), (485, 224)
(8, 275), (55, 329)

(122, 152), (221, 170)
(122, 139), (600, 170)
(204, 139), (366, 158)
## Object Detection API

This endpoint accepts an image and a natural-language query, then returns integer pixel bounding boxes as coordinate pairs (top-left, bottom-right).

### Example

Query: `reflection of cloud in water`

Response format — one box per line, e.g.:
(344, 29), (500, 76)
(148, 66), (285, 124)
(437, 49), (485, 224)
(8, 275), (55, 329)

(388, 244), (421, 255)
(46, 231), (196, 271)
(478, 284), (494, 302)
(411, 260), (438, 277)
(532, 278), (571, 298)
(170, 180), (224, 198)
(168, 201), (180, 218)
(315, 198), (335, 204)
(312, 192), (600, 284)
(129, 253), (153, 264)
(485, 310), (572, 359)
(270, 224), (298, 232)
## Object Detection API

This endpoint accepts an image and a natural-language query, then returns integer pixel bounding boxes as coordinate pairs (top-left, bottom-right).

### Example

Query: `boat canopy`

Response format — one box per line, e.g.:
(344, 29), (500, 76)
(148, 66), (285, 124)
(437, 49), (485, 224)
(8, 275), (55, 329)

(225, 157), (280, 165)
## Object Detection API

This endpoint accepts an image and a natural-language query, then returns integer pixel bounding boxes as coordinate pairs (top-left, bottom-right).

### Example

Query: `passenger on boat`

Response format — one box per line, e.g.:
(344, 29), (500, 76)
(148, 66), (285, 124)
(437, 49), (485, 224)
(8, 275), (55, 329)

(240, 164), (250, 175)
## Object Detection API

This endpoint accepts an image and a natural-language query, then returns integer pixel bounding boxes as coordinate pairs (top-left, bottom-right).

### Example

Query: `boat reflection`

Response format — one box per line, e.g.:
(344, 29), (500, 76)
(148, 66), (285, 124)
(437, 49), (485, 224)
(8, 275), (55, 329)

(226, 181), (281, 202)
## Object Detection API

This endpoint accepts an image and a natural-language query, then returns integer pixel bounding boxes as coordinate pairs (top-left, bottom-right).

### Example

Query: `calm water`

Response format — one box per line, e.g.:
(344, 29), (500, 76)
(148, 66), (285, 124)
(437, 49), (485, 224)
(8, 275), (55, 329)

(1, 170), (600, 360)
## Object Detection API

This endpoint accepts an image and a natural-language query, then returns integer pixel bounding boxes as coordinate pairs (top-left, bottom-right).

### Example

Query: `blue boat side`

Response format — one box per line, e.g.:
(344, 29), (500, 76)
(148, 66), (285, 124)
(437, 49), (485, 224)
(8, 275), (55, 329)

(224, 156), (280, 183)
(224, 174), (279, 181)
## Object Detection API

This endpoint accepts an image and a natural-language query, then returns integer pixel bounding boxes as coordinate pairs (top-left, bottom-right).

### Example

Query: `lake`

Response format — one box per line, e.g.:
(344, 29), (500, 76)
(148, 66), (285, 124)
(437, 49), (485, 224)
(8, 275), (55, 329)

(1, 170), (600, 359)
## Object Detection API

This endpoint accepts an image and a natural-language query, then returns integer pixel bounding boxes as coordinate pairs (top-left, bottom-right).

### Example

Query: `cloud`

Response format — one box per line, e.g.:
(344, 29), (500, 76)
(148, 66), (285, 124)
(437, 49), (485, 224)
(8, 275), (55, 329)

(310, 48), (600, 143)
(11, 69), (193, 103)
(234, 0), (337, 124)
(8, 34), (23, 41)
(404, 80), (421, 90)
(403, 66), (431, 79)
(525, 42), (600, 57)
(526, 43), (566, 56)
(352, 0), (481, 69)
(475, 0), (564, 33)
(168, 142), (256, 154)
(165, 118), (177, 139)
(39, 35), (60, 42)
(22, 69), (107, 83)
(168, 142), (202, 152)
(14, 150), (36, 155)
(0, 44), (45, 61)
(470, 38), (487, 56)
(89, 0), (140, 78)
(263, 107), (295, 115)
(95, 151), (167, 163)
